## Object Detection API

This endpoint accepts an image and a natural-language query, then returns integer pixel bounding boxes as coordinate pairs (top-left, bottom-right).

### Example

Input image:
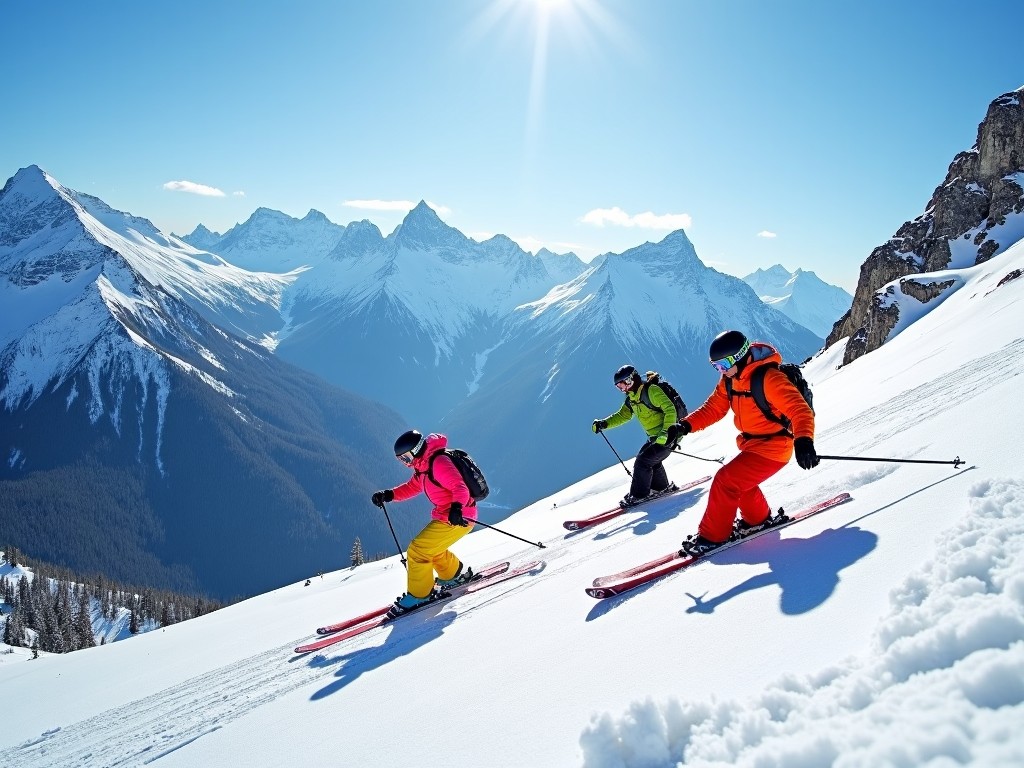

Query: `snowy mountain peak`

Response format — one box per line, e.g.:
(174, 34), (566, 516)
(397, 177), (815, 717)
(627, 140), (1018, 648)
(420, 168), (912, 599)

(194, 205), (346, 272)
(301, 209), (330, 223)
(249, 206), (285, 222)
(3, 164), (54, 198)
(612, 229), (702, 279)
(534, 247), (588, 286)
(520, 230), (818, 374)
(189, 223), (220, 238)
(750, 263), (797, 283)
(742, 264), (853, 338)
(0, 165), (106, 284)
(178, 223), (222, 252)
(390, 201), (467, 250)
(329, 219), (384, 256)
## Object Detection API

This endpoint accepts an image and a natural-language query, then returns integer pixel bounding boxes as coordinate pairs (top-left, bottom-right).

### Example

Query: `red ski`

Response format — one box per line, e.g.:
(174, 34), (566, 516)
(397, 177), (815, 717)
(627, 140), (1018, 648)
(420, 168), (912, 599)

(562, 475), (712, 531)
(295, 560), (542, 654)
(586, 492), (852, 599)
(314, 561), (510, 636)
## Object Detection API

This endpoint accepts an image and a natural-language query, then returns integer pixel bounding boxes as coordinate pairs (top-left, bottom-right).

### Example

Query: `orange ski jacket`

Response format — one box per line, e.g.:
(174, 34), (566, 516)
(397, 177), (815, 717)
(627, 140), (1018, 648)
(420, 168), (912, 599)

(685, 343), (814, 464)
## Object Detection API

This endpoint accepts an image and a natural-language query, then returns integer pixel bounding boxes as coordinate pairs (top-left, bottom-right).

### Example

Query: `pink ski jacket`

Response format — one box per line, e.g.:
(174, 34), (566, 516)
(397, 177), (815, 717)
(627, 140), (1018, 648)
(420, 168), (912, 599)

(391, 433), (479, 524)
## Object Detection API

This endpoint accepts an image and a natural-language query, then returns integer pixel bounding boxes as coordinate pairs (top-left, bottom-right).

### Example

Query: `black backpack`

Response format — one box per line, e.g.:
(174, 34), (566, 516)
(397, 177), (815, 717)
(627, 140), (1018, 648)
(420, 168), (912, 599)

(629, 372), (688, 422)
(426, 449), (490, 502)
(726, 362), (813, 438)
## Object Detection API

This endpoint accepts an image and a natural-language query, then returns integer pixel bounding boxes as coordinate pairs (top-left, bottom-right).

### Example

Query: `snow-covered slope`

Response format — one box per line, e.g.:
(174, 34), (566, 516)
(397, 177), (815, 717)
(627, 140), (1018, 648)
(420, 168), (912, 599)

(5, 218), (1019, 767)
(743, 264), (853, 337)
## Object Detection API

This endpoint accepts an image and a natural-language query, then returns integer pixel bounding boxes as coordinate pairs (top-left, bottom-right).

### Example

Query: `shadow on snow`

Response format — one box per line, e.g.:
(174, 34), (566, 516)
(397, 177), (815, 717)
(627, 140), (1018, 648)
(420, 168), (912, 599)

(683, 525), (878, 616)
(306, 607), (458, 701)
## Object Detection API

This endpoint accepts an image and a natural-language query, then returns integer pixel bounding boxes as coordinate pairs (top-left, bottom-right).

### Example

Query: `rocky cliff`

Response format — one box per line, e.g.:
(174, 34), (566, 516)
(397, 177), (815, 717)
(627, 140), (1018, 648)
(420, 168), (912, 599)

(827, 88), (1024, 363)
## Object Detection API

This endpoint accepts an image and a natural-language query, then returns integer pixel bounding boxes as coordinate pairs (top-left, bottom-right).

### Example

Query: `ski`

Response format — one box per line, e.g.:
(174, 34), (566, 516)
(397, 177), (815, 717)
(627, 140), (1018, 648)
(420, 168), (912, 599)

(314, 561), (510, 635)
(563, 475), (713, 531)
(295, 560), (542, 654)
(586, 492), (852, 599)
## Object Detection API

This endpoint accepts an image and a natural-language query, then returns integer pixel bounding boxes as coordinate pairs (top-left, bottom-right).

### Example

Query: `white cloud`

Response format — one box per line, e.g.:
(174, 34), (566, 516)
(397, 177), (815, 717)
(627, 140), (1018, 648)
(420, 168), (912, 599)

(162, 181), (226, 197)
(581, 206), (691, 230)
(232, 191), (246, 197)
(758, 230), (778, 238)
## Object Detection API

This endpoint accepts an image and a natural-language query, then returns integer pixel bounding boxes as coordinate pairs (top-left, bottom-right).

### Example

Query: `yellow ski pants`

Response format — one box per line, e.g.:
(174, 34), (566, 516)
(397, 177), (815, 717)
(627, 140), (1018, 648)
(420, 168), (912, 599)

(407, 520), (473, 598)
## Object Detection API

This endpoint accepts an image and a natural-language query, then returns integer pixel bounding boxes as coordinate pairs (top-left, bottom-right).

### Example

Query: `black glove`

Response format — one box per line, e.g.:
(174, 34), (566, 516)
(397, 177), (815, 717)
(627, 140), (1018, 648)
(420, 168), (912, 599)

(448, 502), (467, 527)
(371, 489), (394, 507)
(794, 437), (819, 470)
(678, 420), (692, 437)
(665, 422), (687, 446)
(592, 419), (608, 434)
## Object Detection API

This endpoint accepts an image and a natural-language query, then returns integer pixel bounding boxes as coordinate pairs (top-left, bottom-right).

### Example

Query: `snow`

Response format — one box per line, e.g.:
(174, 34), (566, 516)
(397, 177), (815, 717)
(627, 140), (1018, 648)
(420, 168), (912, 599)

(1, 244), (1024, 766)
(742, 265), (853, 338)
(1, 167), (297, 356)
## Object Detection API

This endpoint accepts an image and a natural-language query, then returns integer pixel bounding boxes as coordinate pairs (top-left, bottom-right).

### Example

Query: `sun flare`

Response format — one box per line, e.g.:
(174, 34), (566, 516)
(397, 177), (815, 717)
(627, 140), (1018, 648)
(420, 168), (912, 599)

(470, 0), (624, 171)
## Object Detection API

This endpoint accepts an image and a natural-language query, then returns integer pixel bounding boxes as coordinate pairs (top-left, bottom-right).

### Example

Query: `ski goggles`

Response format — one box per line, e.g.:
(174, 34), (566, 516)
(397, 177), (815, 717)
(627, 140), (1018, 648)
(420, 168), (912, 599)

(710, 340), (751, 373)
(397, 451), (415, 465)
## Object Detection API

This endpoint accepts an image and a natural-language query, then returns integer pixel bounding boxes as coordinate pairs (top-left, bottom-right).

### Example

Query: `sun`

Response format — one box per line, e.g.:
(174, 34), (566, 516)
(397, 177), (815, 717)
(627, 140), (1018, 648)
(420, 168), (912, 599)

(469, 0), (623, 165)
(529, 0), (571, 11)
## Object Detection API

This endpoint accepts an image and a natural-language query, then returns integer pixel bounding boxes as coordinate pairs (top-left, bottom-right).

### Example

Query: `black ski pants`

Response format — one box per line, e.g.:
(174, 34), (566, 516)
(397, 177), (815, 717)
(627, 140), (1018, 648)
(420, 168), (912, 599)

(630, 439), (675, 497)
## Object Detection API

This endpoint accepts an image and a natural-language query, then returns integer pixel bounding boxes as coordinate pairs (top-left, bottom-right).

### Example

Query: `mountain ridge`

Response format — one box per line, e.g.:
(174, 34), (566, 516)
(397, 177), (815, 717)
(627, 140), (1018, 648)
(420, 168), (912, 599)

(742, 263), (853, 337)
(0, 166), (417, 599)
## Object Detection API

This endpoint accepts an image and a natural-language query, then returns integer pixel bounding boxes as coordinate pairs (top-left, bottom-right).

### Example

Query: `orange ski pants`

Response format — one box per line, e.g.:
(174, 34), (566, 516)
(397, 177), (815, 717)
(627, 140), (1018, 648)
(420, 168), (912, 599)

(698, 450), (788, 543)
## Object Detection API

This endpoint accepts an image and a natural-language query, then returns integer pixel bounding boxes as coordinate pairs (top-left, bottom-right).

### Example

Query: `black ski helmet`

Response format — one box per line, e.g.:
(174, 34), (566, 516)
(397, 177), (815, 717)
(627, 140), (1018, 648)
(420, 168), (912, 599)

(708, 330), (750, 363)
(613, 364), (638, 386)
(393, 429), (426, 458)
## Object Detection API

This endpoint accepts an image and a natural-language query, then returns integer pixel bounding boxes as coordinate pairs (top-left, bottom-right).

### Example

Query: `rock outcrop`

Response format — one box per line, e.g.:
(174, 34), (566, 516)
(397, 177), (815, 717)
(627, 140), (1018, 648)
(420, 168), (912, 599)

(828, 88), (1024, 364)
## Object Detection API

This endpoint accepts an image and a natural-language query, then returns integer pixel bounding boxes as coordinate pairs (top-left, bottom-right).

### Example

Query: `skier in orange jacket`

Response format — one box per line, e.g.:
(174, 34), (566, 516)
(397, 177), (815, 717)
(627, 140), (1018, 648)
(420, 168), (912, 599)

(676, 330), (819, 554)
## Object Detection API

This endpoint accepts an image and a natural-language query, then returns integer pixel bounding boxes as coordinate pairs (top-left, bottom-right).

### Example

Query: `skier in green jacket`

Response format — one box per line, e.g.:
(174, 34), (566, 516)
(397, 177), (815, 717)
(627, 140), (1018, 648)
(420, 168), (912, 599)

(592, 364), (683, 508)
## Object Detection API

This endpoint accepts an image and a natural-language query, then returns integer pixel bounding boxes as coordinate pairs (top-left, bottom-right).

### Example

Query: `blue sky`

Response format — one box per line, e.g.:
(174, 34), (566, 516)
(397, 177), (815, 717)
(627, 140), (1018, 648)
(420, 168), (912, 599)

(2, 0), (1021, 291)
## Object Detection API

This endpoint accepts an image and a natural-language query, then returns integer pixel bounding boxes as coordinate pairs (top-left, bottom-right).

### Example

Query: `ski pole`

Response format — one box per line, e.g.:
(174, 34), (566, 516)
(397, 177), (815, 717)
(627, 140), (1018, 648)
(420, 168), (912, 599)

(377, 501), (407, 567)
(817, 454), (966, 468)
(671, 449), (725, 464)
(469, 518), (546, 549)
(600, 430), (632, 477)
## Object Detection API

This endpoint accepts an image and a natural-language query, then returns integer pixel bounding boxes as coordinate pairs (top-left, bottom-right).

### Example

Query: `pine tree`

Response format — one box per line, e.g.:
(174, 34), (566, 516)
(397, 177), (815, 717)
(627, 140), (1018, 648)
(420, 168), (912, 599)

(75, 591), (95, 650)
(351, 537), (365, 567)
(3, 604), (24, 647)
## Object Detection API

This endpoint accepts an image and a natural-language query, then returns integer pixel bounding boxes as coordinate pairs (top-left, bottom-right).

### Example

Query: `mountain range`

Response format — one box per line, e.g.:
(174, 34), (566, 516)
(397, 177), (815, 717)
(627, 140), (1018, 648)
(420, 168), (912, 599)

(0, 167), (419, 600)
(742, 265), (853, 337)
(0, 170), (828, 598)
(184, 200), (823, 512)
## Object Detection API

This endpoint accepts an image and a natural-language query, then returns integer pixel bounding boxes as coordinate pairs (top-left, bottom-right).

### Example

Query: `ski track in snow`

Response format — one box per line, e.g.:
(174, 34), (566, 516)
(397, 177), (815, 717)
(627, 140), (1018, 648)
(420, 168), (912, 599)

(821, 340), (1023, 455)
(0, 468), (844, 766)
(0, 640), (305, 767)
(0, 563), (551, 767)
(0, 491), (704, 768)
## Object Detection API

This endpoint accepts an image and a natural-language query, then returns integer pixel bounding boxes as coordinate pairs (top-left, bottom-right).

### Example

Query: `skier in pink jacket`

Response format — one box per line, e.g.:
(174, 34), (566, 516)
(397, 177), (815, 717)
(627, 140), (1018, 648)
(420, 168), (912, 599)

(371, 430), (477, 618)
